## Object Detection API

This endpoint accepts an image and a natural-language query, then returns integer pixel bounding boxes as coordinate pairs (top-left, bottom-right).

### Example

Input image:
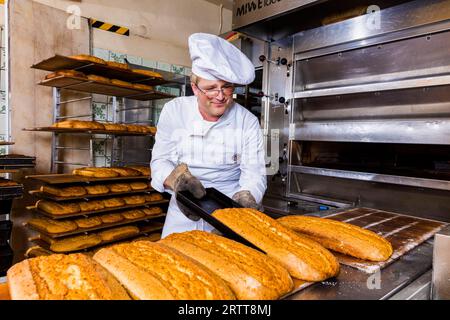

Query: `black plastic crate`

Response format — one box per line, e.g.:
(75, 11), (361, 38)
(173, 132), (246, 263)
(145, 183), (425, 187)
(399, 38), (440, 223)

(0, 220), (12, 246)
(0, 245), (13, 277)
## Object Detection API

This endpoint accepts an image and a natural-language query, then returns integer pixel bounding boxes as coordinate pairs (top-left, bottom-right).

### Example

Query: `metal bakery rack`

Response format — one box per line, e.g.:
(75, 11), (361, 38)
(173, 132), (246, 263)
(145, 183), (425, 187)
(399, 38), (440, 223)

(24, 172), (169, 254)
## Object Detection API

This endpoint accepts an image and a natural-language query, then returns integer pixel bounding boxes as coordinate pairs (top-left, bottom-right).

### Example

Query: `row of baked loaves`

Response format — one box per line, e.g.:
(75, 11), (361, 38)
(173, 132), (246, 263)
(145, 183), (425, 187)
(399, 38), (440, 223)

(72, 166), (150, 178)
(40, 181), (151, 198)
(45, 69), (155, 92)
(29, 207), (163, 234)
(51, 120), (156, 135)
(8, 209), (394, 300)
(69, 54), (164, 79)
(36, 193), (164, 215)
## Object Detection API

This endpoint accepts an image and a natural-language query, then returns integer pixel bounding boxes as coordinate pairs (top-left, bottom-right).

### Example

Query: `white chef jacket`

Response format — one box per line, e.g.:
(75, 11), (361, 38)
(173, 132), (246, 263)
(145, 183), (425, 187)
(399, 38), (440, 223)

(150, 95), (267, 238)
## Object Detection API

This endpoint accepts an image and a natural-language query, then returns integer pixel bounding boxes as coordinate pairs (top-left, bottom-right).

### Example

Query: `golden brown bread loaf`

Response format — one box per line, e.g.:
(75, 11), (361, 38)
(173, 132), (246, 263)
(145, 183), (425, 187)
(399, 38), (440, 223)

(129, 181), (149, 190)
(99, 213), (124, 224)
(79, 200), (105, 212)
(277, 215), (394, 262)
(122, 195), (146, 205)
(111, 79), (134, 89)
(141, 207), (163, 216)
(75, 216), (103, 229)
(108, 183), (131, 193)
(70, 54), (107, 65)
(49, 234), (102, 253)
(40, 185), (87, 197)
(73, 167), (119, 178)
(51, 120), (76, 128)
(121, 209), (146, 220)
(109, 167), (142, 177)
(93, 241), (236, 300)
(106, 61), (129, 70)
(132, 83), (153, 91)
(36, 200), (81, 215)
(45, 70), (86, 79)
(87, 74), (111, 84)
(7, 253), (130, 300)
(161, 231), (294, 300)
(212, 208), (340, 282)
(28, 217), (78, 234)
(126, 166), (150, 176)
(103, 123), (127, 131)
(131, 68), (163, 79)
(98, 226), (140, 242)
(144, 193), (163, 202)
(85, 185), (110, 195)
(103, 197), (126, 208)
(0, 179), (19, 187)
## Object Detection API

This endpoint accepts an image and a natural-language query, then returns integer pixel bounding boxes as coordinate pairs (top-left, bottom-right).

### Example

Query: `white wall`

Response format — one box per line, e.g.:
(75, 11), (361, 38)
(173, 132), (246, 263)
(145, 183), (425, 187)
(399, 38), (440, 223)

(33, 0), (233, 67)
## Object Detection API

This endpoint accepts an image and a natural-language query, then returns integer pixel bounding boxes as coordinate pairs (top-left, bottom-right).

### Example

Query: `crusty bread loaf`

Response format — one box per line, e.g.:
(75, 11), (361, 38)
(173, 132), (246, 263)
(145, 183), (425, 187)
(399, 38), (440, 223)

(124, 124), (143, 133)
(51, 120), (76, 128)
(79, 200), (105, 212)
(141, 207), (163, 216)
(126, 166), (150, 176)
(103, 197), (126, 208)
(93, 241), (235, 300)
(7, 253), (130, 300)
(111, 79), (134, 89)
(144, 193), (163, 202)
(98, 226), (140, 242)
(0, 179), (19, 187)
(49, 234), (102, 253)
(40, 185), (87, 197)
(106, 61), (129, 70)
(70, 54), (107, 65)
(85, 185), (110, 195)
(109, 167), (142, 177)
(28, 217), (78, 234)
(121, 209), (145, 220)
(75, 216), (103, 229)
(131, 69), (163, 79)
(161, 231), (294, 300)
(132, 83), (153, 91)
(212, 208), (340, 282)
(103, 123), (127, 131)
(122, 195), (146, 205)
(277, 215), (394, 262)
(36, 200), (81, 215)
(45, 70), (86, 79)
(129, 182), (149, 190)
(73, 167), (119, 178)
(87, 74), (111, 84)
(107, 183), (131, 193)
(100, 213), (124, 224)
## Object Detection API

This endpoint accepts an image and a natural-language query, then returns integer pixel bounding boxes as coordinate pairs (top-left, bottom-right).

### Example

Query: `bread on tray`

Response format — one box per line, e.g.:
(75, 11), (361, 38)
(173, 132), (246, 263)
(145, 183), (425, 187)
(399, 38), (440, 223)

(103, 197), (126, 208)
(79, 200), (105, 212)
(45, 70), (86, 80)
(121, 209), (146, 220)
(48, 234), (102, 253)
(97, 226), (140, 242)
(108, 183), (131, 193)
(40, 185), (87, 198)
(70, 54), (107, 65)
(73, 167), (119, 178)
(36, 200), (81, 215)
(126, 166), (150, 176)
(99, 213), (124, 224)
(131, 68), (163, 79)
(28, 217), (78, 234)
(74, 216), (103, 229)
(85, 185), (110, 195)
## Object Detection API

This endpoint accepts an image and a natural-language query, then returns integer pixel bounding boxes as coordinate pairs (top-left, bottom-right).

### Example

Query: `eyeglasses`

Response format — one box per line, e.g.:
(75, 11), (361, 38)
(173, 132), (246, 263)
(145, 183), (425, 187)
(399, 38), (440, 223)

(194, 83), (234, 98)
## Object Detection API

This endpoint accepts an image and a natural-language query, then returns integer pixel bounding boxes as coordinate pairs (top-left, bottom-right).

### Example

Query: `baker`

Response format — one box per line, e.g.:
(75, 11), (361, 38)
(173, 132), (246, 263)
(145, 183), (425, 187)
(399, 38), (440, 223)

(151, 33), (267, 238)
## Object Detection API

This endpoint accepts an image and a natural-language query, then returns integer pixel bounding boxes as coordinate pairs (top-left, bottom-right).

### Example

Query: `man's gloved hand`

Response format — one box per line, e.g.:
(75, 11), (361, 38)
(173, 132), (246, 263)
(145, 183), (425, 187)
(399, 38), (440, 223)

(164, 163), (206, 199)
(232, 190), (263, 211)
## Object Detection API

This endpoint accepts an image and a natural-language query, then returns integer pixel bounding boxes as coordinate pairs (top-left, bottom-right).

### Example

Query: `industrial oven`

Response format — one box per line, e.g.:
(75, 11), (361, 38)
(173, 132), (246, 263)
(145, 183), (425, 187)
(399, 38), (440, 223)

(232, 0), (450, 299)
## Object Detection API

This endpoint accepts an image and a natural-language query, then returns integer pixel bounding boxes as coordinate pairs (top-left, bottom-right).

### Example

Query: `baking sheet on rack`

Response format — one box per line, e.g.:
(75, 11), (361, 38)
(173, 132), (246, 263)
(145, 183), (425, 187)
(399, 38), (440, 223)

(23, 127), (154, 136)
(321, 207), (447, 273)
(31, 188), (155, 201)
(26, 174), (151, 185)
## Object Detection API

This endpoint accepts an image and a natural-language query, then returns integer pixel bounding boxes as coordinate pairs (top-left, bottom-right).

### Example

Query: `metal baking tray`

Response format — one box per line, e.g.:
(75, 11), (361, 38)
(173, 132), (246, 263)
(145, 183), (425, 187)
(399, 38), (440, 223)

(26, 174), (151, 185)
(27, 212), (166, 239)
(176, 188), (262, 251)
(0, 181), (24, 201)
(30, 188), (155, 202)
(38, 76), (175, 101)
(23, 127), (154, 136)
(33, 221), (164, 253)
(0, 155), (35, 165)
(30, 199), (169, 220)
(31, 55), (169, 86)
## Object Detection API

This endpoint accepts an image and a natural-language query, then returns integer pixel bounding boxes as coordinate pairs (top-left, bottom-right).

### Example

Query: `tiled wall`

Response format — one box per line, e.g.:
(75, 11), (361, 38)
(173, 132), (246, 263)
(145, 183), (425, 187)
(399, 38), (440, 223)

(91, 48), (189, 167)
(0, 26), (8, 156)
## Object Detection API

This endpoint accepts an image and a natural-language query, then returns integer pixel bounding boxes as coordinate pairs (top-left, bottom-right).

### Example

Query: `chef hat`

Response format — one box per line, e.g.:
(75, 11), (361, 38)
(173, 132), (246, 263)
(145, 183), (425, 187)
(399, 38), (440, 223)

(188, 33), (255, 85)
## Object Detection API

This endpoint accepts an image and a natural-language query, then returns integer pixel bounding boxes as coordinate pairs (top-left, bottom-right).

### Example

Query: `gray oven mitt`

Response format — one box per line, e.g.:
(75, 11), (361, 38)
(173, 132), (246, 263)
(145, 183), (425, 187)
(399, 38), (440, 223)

(232, 190), (264, 211)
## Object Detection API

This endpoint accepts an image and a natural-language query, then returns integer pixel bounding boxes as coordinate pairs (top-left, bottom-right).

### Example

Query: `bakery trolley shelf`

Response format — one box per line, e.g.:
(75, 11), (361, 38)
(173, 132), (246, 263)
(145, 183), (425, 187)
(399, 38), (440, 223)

(30, 188), (156, 202)
(27, 213), (166, 239)
(23, 127), (155, 136)
(38, 76), (175, 101)
(26, 174), (151, 185)
(31, 223), (164, 254)
(32, 54), (171, 86)
(28, 199), (169, 220)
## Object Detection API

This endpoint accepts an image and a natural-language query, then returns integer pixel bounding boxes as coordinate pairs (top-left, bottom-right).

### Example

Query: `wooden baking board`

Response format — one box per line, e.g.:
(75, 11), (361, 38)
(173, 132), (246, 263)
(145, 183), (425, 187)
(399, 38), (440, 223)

(322, 207), (447, 273)
(30, 188), (155, 202)
(23, 127), (154, 136)
(26, 174), (151, 185)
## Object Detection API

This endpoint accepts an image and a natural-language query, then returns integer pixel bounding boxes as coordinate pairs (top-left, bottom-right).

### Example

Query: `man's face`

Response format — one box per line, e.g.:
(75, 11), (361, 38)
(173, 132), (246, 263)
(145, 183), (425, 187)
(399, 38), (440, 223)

(191, 78), (234, 120)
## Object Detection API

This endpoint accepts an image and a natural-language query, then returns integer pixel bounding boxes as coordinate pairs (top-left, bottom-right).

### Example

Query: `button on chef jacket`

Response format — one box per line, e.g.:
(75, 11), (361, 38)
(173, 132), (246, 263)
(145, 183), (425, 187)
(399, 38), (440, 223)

(150, 95), (267, 238)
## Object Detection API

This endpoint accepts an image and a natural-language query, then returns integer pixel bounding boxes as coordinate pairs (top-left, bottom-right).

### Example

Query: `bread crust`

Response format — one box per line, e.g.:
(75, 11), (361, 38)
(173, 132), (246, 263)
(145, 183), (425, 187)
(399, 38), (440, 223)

(108, 183), (131, 193)
(109, 167), (142, 177)
(40, 185), (87, 197)
(98, 226), (140, 242)
(103, 197), (126, 208)
(70, 54), (106, 65)
(122, 195), (146, 205)
(99, 213), (124, 224)
(212, 208), (340, 282)
(28, 217), (78, 234)
(161, 231), (294, 300)
(131, 69), (163, 79)
(129, 182), (149, 190)
(277, 215), (394, 261)
(50, 234), (102, 253)
(85, 185), (110, 195)
(36, 200), (81, 215)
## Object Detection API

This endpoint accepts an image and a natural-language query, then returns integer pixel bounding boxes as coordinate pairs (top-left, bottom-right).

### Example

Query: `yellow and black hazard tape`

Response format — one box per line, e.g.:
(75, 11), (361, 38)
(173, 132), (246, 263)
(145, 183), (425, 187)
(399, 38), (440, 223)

(90, 19), (130, 36)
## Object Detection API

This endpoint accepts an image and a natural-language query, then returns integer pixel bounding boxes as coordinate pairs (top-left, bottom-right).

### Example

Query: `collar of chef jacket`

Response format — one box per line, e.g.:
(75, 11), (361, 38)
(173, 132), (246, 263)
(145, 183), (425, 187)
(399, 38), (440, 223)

(188, 101), (235, 137)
